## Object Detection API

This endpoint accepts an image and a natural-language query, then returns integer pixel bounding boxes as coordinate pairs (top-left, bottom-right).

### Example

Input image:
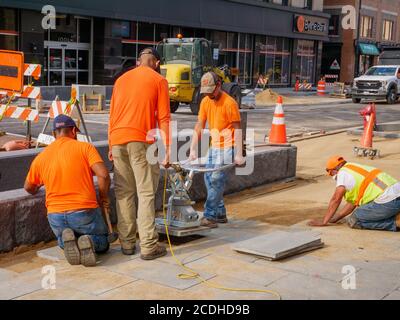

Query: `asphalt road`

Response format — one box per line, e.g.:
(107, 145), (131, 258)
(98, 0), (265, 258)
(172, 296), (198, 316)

(1, 101), (400, 143)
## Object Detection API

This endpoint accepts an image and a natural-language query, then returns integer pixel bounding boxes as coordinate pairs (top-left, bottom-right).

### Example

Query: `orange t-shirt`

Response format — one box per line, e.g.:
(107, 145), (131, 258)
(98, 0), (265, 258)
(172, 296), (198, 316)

(26, 137), (103, 214)
(198, 91), (241, 148)
(109, 66), (171, 147)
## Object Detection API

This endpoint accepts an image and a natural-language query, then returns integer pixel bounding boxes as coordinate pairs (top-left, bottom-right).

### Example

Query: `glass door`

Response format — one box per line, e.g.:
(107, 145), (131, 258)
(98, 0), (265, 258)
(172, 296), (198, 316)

(48, 48), (63, 85)
(45, 42), (90, 86)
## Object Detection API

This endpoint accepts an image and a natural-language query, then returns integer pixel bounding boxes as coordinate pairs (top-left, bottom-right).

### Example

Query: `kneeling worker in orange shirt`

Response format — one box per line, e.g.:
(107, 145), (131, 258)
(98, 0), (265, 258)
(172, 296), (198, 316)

(24, 115), (111, 267)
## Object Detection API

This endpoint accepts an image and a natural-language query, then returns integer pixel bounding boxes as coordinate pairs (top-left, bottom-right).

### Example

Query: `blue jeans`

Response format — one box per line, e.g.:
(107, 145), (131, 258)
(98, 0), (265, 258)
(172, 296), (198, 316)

(353, 197), (400, 232)
(47, 208), (109, 253)
(203, 147), (234, 221)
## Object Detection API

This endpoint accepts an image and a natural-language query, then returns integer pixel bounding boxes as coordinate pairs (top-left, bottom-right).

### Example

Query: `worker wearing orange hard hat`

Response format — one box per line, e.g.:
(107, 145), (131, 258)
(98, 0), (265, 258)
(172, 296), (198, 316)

(308, 156), (400, 231)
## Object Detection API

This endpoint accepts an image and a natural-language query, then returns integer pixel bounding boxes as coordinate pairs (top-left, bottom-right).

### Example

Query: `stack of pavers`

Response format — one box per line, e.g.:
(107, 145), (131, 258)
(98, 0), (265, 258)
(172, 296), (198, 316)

(232, 230), (323, 261)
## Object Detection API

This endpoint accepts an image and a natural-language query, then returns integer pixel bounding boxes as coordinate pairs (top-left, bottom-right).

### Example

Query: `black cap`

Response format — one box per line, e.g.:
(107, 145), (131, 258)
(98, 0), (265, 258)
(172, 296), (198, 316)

(138, 47), (161, 61)
(53, 114), (80, 132)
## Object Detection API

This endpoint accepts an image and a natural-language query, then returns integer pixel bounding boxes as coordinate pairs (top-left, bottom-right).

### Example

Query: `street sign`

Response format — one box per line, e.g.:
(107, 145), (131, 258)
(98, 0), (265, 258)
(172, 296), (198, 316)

(330, 59), (341, 70)
(37, 133), (92, 146)
(213, 48), (219, 60)
(0, 50), (24, 92)
(37, 133), (56, 146)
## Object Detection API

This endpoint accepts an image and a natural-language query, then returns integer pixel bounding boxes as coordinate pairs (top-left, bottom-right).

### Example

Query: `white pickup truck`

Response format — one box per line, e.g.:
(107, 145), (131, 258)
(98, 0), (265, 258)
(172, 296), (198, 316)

(351, 65), (400, 104)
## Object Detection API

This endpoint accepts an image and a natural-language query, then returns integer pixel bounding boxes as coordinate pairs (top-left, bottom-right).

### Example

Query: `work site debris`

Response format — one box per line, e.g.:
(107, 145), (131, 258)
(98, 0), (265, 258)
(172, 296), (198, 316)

(255, 89), (294, 105)
(232, 230), (323, 261)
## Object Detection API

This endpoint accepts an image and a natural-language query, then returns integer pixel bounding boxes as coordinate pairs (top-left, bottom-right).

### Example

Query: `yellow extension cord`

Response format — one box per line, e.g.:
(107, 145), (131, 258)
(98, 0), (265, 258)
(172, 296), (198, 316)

(162, 171), (281, 300)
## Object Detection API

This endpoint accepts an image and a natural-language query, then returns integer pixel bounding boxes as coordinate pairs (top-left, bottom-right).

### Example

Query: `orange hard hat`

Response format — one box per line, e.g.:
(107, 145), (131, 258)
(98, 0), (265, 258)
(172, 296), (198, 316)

(326, 155), (346, 172)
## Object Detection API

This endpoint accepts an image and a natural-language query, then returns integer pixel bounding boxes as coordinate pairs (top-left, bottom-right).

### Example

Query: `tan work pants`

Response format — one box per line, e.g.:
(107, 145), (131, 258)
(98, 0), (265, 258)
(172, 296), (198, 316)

(112, 142), (160, 254)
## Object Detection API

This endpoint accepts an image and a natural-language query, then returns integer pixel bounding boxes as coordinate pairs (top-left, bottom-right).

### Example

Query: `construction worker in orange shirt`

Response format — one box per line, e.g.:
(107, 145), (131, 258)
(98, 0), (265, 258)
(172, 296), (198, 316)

(24, 115), (111, 267)
(108, 47), (171, 260)
(309, 156), (400, 231)
(189, 72), (245, 228)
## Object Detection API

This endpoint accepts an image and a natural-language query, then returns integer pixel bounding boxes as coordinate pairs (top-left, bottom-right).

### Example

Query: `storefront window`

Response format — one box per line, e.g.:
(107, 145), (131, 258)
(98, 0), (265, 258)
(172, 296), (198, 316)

(254, 36), (290, 85)
(238, 33), (253, 84)
(0, 8), (18, 50)
(295, 39), (315, 83)
(121, 21), (156, 66)
(109, 20), (130, 38)
(211, 31), (253, 85)
(382, 20), (395, 41)
(155, 24), (170, 41)
(78, 18), (91, 43)
(359, 55), (374, 75)
(360, 16), (374, 39)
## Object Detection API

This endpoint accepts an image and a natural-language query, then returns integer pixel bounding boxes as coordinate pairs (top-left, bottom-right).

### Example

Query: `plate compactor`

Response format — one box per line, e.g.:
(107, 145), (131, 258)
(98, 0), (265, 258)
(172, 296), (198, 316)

(155, 161), (234, 237)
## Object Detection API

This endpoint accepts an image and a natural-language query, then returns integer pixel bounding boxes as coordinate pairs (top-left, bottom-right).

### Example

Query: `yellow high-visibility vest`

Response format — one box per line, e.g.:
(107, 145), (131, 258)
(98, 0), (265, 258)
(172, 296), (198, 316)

(340, 163), (398, 206)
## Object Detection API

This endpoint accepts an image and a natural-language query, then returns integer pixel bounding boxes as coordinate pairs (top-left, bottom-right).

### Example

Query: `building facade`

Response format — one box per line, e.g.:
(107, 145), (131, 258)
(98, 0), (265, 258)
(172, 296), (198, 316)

(323, 0), (400, 84)
(1, 0), (329, 87)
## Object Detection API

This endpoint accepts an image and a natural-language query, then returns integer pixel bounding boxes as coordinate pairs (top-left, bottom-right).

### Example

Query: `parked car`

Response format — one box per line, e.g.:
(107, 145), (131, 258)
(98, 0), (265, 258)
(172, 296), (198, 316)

(351, 65), (400, 104)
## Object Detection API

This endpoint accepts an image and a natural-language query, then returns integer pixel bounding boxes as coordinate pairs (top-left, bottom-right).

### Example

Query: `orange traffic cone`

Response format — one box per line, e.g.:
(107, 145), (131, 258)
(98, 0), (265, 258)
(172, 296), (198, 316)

(360, 110), (375, 148)
(268, 96), (287, 144)
(317, 79), (326, 96)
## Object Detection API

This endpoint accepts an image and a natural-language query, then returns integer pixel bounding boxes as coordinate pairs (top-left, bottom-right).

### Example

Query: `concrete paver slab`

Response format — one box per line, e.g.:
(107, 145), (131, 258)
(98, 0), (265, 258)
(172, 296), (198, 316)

(16, 285), (98, 300)
(0, 270), (43, 300)
(131, 261), (215, 290)
(185, 275), (280, 300)
(255, 255), (357, 282)
(37, 246), (65, 262)
(341, 260), (400, 277)
(383, 290), (400, 300)
(233, 231), (322, 260)
(186, 254), (288, 286)
(37, 245), (140, 267)
(158, 250), (210, 265)
(99, 279), (200, 300)
(351, 269), (400, 299)
(264, 273), (343, 300)
(0, 268), (18, 281)
(266, 268), (400, 300)
(56, 266), (137, 295)
(97, 248), (139, 267)
(209, 242), (260, 263)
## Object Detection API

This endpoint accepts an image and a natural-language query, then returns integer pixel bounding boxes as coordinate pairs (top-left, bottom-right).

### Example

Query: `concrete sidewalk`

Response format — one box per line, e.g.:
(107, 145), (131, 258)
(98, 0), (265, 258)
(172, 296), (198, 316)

(1, 132), (399, 300)
(0, 218), (399, 300)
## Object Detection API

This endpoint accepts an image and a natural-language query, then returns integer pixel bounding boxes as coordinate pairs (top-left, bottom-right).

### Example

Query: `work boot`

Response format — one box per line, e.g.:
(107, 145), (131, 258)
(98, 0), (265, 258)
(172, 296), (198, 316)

(396, 214), (400, 230)
(121, 247), (136, 256)
(216, 216), (228, 224)
(77, 235), (97, 267)
(62, 228), (81, 265)
(140, 244), (167, 261)
(346, 213), (362, 230)
(200, 217), (218, 228)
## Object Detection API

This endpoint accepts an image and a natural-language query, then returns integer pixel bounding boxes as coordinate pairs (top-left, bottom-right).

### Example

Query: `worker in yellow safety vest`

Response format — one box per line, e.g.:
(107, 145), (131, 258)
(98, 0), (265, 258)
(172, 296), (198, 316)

(309, 156), (400, 231)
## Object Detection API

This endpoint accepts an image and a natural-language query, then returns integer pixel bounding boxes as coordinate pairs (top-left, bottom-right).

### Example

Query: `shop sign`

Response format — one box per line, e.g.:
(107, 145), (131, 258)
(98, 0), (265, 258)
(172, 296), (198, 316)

(51, 32), (76, 43)
(330, 59), (340, 70)
(294, 15), (328, 36)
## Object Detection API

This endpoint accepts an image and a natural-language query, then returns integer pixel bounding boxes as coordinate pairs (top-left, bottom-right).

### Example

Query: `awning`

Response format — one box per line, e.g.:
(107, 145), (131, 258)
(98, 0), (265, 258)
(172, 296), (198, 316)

(358, 43), (380, 56)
